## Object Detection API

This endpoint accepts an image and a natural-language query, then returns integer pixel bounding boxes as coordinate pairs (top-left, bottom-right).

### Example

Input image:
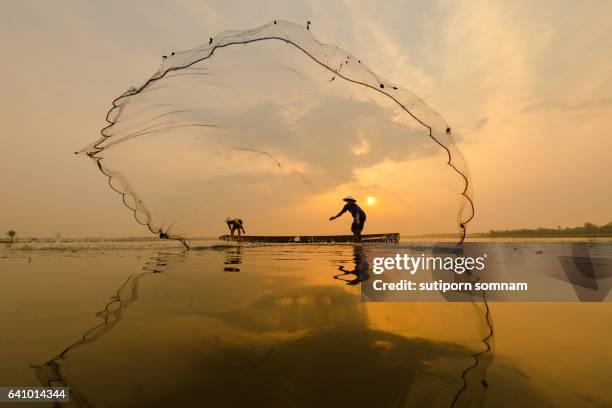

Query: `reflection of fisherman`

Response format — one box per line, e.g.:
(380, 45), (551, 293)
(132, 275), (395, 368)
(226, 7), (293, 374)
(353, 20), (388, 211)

(225, 217), (245, 238)
(335, 247), (370, 285)
(329, 195), (366, 242)
(224, 246), (242, 272)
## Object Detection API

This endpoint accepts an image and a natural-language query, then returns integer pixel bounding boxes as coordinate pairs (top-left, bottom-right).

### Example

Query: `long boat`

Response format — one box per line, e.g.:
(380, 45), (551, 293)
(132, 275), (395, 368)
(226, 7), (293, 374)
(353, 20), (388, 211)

(218, 233), (400, 244)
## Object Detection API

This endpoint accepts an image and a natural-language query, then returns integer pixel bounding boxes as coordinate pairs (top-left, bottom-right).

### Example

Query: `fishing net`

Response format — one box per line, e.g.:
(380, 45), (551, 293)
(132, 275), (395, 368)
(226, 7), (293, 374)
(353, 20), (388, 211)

(78, 20), (473, 245)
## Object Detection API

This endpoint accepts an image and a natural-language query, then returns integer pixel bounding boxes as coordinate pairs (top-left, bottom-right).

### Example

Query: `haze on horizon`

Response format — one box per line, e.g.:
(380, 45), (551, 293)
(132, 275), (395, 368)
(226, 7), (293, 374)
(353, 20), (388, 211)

(1, 0), (611, 237)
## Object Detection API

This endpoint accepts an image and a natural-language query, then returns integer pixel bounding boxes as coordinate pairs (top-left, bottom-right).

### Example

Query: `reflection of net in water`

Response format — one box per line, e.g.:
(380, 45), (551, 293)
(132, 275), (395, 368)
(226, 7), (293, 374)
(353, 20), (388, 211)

(78, 20), (474, 247)
(32, 252), (183, 407)
(34, 246), (493, 407)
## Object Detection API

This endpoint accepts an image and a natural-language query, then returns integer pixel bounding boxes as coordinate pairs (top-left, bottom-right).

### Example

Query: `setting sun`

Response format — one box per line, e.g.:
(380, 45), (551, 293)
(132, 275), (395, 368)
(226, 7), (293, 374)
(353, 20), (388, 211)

(366, 196), (376, 206)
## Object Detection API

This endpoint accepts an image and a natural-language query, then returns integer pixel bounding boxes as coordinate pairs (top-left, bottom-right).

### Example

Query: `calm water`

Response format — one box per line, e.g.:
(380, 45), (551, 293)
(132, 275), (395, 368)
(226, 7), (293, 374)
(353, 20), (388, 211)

(1, 239), (611, 407)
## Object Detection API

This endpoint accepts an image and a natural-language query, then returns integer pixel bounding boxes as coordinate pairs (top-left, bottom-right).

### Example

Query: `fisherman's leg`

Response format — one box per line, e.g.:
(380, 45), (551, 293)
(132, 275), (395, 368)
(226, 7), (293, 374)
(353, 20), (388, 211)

(355, 229), (362, 242)
(355, 221), (364, 242)
(351, 222), (360, 242)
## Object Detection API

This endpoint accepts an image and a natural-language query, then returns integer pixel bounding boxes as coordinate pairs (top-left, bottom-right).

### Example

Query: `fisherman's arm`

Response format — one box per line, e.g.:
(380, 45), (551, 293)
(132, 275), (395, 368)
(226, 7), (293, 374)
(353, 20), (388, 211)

(329, 207), (347, 221)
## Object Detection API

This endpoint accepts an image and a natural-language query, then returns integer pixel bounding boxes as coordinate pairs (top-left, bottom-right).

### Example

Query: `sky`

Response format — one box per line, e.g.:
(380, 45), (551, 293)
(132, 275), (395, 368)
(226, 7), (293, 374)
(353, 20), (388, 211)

(0, 0), (611, 237)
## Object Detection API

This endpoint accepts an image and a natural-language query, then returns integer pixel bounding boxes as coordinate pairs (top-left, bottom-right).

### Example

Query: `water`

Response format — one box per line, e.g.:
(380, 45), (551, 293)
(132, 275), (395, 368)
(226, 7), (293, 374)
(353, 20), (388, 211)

(1, 239), (611, 407)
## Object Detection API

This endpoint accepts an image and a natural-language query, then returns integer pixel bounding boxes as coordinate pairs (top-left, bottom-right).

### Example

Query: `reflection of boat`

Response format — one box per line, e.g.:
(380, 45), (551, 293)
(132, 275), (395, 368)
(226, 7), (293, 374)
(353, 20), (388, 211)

(219, 233), (400, 244)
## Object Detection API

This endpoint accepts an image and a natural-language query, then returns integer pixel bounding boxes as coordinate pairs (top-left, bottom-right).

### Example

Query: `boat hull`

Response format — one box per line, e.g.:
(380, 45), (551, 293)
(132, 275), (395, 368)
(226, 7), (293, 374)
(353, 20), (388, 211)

(218, 233), (399, 244)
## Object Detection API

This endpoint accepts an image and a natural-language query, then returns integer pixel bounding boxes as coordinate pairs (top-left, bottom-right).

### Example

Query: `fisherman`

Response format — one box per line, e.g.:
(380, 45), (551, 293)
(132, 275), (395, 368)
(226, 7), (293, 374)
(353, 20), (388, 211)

(329, 195), (366, 242)
(225, 217), (245, 238)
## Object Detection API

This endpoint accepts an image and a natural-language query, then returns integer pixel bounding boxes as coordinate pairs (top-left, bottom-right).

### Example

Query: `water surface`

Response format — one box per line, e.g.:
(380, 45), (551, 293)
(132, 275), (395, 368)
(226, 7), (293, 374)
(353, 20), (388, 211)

(1, 239), (610, 407)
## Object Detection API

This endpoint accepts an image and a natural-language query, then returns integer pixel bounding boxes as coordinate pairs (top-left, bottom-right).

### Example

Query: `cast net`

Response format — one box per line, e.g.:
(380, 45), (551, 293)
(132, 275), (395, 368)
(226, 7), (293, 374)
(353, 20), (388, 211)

(78, 20), (474, 245)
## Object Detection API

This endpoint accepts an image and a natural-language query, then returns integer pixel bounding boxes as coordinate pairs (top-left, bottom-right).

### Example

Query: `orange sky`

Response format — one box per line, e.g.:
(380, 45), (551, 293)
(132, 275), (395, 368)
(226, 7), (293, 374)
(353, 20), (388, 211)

(1, 1), (610, 237)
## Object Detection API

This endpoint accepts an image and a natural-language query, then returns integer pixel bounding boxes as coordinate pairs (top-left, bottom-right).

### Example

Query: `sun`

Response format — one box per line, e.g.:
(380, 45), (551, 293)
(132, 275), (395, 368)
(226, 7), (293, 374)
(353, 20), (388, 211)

(366, 196), (376, 206)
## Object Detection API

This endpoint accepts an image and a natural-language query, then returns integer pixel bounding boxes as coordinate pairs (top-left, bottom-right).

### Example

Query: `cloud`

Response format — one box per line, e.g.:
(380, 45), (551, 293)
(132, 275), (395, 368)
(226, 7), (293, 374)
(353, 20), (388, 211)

(475, 117), (489, 130)
(522, 97), (612, 113)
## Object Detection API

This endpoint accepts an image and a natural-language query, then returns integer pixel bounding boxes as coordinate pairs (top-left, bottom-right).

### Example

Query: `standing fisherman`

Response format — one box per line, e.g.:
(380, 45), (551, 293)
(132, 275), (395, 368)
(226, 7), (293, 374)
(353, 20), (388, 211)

(225, 217), (245, 238)
(329, 195), (366, 242)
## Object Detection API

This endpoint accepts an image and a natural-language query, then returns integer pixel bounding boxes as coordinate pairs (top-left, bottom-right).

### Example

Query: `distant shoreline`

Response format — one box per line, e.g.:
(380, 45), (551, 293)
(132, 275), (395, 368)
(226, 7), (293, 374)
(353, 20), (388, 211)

(407, 233), (612, 238)
(409, 222), (612, 238)
(0, 236), (217, 243)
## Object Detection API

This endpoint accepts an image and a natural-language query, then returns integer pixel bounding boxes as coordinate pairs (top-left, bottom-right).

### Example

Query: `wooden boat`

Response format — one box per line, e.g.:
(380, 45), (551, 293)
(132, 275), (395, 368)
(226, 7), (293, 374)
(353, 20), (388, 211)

(218, 233), (400, 244)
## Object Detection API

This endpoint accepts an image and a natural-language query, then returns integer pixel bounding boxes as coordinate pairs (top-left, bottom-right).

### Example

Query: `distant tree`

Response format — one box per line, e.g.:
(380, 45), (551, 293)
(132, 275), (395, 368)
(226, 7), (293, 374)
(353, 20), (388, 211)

(485, 222), (611, 237)
(6, 230), (16, 243)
